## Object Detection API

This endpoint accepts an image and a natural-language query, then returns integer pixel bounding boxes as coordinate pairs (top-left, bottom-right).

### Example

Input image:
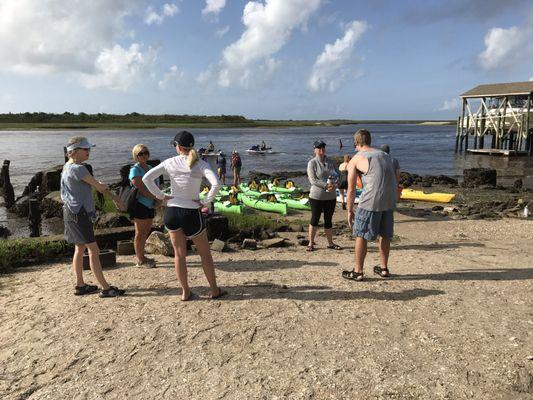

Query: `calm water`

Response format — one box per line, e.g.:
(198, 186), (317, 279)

(1, 124), (533, 235)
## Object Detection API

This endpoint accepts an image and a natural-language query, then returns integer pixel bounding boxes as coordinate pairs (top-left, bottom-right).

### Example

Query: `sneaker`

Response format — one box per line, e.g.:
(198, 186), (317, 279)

(99, 286), (126, 298)
(135, 257), (156, 268)
(74, 284), (99, 296)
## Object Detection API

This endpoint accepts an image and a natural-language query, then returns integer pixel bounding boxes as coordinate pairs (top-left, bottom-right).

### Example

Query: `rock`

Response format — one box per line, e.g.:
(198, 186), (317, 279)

(206, 214), (229, 241)
(261, 238), (286, 248)
(116, 240), (135, 255)
(513, 179), (523, 190)
(0, 225), (10, 239)
(443, 206), (458, 213)
(145, 231), (174, 256)
(248, 170), (271, 181)
(241, 238), (257, 250)
(290, 224), (304, 232)
(95, 213), (132, 229)
(41, 191), (63, 218)
(211, 239), (226, 252)
(259, 230), (270, 240)
(298, 238), (309, 246)
(271, 170), (307, 178)
(466, 213), (482, 220)
(40, 166), (62, 193)
(462, 168), (497, 188)
(432, 205), (444, 212)
(277, 225), (290, 232)
(12, 193), (42, 217)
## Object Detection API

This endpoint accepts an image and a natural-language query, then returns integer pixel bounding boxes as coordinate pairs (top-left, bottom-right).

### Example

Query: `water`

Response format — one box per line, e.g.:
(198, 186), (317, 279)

(2, 124), (533, 236)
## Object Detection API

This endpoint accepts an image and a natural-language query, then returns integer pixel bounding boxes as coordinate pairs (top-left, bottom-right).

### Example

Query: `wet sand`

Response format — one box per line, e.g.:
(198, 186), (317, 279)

(1, 211), (532, 399)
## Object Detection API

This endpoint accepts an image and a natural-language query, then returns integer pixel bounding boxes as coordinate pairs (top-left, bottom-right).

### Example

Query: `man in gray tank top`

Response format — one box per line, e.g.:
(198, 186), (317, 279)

(342, 129), (398, 281)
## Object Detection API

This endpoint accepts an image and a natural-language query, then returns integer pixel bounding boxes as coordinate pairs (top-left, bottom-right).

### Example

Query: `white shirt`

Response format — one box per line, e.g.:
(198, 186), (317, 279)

(142, 155), (220, 209)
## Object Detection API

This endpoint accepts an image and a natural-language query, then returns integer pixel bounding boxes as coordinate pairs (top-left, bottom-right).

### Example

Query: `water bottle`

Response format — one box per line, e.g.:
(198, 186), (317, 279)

(326, 172), (338, 192)
(524, 205), (529, 218)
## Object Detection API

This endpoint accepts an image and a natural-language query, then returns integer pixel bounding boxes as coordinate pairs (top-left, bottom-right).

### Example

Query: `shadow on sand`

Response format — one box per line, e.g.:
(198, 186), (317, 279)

(397, 268), (533, 282)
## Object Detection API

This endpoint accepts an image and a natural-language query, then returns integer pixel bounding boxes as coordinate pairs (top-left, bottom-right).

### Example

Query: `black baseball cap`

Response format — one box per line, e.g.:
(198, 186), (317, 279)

(313, 140), (326, 149)
(172, 131), (195, 148)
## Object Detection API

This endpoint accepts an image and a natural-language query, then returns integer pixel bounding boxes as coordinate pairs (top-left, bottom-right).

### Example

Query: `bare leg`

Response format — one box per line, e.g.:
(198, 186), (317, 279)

(169, 229), (190, 300)
(73, 244), (86, 286)
(378, 236), (391, 270)
(191, 231), (220, 297)
(308, 225), (318, 246)
(339, 189), (346, 209)
(86, 242), (110, 290)
(354, 237), (367, 274)
(325, 228), (335, 246)
(134, 218), (152, 262)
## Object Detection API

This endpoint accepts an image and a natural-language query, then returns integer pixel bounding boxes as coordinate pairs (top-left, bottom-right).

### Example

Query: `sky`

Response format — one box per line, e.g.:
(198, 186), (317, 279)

(0, 0), (531, 120)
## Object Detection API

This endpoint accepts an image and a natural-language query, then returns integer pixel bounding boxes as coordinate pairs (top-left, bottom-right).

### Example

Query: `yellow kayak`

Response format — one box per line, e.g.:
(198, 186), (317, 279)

(400, 189), (455, 203)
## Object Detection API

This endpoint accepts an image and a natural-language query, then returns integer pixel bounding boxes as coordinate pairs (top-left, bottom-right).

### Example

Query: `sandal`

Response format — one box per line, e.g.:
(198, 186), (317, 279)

(210, 288), (227, 300)
(327, 243), (342, 250)
(342, 270), (364, 281)
(373, 266), (390, 278)
(306, 244), (315, 252)
(74, 284), (98, 296)
(99, 285), (126, 298)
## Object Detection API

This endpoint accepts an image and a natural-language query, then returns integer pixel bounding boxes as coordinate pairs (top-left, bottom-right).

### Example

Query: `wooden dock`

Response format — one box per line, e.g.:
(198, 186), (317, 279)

(466, 148), (528, 156)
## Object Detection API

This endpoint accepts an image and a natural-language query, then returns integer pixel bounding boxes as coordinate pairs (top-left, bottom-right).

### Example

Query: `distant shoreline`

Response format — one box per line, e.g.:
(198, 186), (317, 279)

(0, 120), (456, 131)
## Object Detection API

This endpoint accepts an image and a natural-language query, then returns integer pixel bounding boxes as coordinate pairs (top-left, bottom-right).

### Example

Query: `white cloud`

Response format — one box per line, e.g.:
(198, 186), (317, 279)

(307, 20), (367, 92)
(478, 23), (533, 70)
(202, 0), (226, 17)
(0, 0), (156, 91)
(211, 0), (322, 88)
(158, 65), (185, 89)
(215, 25), (230, 37)
(145, 3), (180, 25)
(438, 98), (460, 111)
(530, 77), (533, 81)
(196, 66), (215, 85)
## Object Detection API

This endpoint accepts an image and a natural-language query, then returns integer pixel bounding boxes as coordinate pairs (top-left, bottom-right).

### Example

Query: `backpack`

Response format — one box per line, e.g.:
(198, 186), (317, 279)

(232, 153), (242, 168)
(118, 185), (139, 214)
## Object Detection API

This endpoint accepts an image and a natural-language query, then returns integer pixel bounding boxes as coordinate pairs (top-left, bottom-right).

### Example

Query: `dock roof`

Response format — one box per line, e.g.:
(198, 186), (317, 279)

(461, 81), (533, 98)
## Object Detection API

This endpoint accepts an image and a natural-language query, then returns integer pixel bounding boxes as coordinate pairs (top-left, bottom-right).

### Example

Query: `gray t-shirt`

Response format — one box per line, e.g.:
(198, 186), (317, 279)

(358, 150), (397, 211)
(392, 157), (400, 172)
(60, 163), (95, 214)
(307, 156), (338, 201)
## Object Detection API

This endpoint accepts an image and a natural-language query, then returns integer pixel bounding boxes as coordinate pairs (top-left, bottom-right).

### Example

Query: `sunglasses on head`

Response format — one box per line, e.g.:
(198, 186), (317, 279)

(138, 150), (149, 156)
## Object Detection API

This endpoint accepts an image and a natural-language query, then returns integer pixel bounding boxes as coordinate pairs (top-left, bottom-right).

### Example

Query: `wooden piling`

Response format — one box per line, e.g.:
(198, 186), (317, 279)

(28, 198), (41, 237)
(1, 160), (15, 209)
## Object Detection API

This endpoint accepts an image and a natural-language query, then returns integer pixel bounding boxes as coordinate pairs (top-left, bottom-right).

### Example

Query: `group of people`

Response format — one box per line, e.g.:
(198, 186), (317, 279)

(306, 129), (400, 281)
(60, 128), (400, 300)
(215, 150), (242, 186)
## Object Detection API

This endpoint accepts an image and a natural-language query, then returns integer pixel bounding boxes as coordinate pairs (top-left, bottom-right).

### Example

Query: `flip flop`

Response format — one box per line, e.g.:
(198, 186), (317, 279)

(373, 266), (390, 278)
(327, 244), (342, 250)
(306, 244), (314, 252)
(342, 270), (364, 281)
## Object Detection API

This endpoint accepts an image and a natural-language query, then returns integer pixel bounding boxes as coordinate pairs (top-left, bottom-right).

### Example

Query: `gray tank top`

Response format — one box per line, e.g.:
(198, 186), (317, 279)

(357, 150), (397, 211)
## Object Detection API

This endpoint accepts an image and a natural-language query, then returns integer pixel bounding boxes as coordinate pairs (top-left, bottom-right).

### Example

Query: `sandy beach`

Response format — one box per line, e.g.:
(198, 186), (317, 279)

(1, 207), (532, 400)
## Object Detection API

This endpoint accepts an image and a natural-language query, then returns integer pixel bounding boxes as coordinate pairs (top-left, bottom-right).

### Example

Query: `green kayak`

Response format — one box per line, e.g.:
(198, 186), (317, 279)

(237, 193), (288, 215)
(214, 201), (244, 214)
(262, 181), (302, 194)
(238, 183), (270, 198)
(276, 194), (311, 211)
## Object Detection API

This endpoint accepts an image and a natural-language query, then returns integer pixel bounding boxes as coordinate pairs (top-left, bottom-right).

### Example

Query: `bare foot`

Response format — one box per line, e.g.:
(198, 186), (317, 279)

(210, 287), (227, 300)
(181, 289), (193, 301)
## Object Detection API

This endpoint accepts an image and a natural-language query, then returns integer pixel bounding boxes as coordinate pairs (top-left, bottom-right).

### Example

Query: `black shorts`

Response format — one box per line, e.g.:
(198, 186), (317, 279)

(164, 207), (206, 238)
(130, 202), (155, 220)
(338, 180), (348, 190)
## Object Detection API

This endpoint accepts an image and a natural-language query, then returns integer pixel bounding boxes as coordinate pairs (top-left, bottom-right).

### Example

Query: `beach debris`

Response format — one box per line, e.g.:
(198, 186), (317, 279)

(261, 238), (286, 248)
(241, 238), (257, 250)
(117, 240), (135, 255)
(527, 355), (533, 361)
(443, 206), (459, 214)
(211, 239), (226, 252)
(298, 238), (309, 246)
(462, 168), (497, 188)
(145, 231), (174, 256)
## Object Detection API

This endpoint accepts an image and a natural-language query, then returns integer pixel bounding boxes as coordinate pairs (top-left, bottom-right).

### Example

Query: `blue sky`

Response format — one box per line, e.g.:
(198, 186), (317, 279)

(0, 0), (531, 119)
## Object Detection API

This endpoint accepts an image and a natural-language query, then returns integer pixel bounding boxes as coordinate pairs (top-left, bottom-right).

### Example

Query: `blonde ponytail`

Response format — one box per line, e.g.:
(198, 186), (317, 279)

(187, 148), (199, 168)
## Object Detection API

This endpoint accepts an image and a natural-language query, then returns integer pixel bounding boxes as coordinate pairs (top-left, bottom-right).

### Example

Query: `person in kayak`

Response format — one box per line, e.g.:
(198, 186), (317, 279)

(216, 151), (227, 185)
(343, 129), (397, 282)
(306, 140), (342, 252)
(142, 131), (225, 301)
(230, 150), (242, 186)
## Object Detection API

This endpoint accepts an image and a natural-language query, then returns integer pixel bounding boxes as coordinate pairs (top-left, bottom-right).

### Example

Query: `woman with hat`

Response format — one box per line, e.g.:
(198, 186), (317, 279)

(306, 140), (342, 252)
(142, 131), (225, 301)
(61, 136), (126, 298)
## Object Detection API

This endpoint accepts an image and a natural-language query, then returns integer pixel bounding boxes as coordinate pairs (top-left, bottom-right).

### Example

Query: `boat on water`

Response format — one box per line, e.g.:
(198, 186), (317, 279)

(246, 144), (273, 155)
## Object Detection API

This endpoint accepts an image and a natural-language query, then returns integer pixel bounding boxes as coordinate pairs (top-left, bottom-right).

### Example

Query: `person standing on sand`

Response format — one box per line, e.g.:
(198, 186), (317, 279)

(61, 136), (126, 298)
(129, 144), (159, 268)
(142, 131), (225, 301)
(306, 140), (342, 252)
(216, 151), (227, 185)
(338, 154), (351, 210)
(230, 150), (242, 187)
(343, 129), (397, 281)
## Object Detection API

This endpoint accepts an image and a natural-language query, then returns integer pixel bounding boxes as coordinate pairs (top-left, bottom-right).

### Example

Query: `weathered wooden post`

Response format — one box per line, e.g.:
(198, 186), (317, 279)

(455, 117), (461, 152)
(28, 198), (41, 237)
(1, 160), (15, 209)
